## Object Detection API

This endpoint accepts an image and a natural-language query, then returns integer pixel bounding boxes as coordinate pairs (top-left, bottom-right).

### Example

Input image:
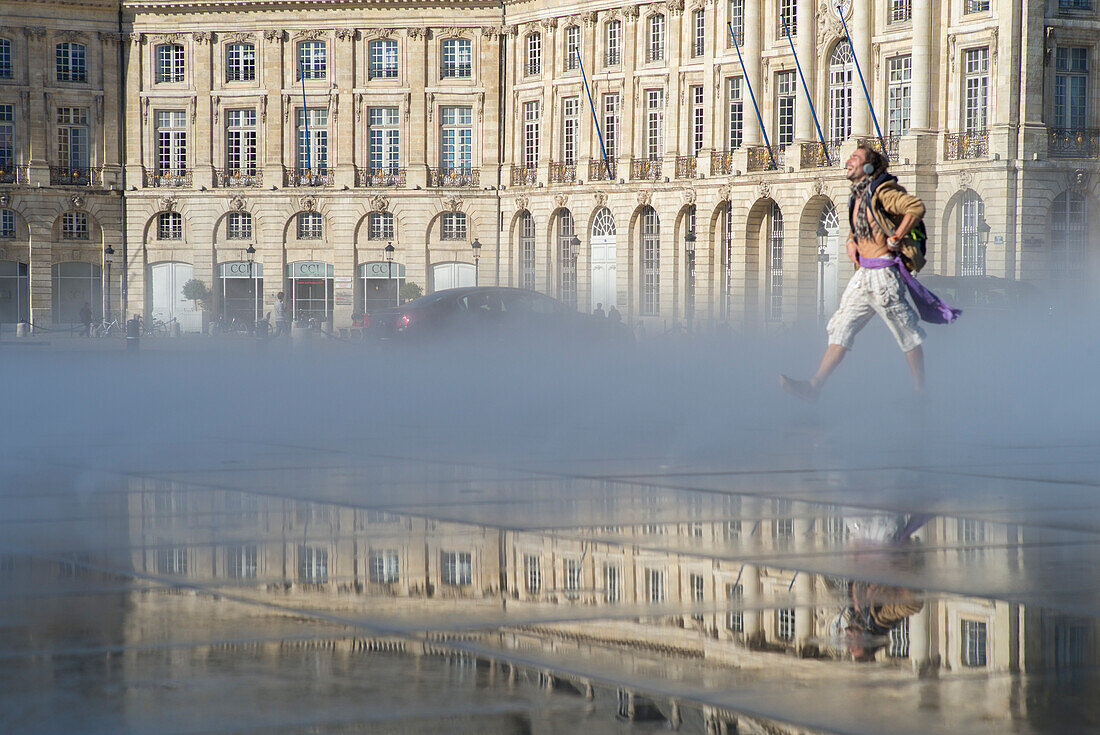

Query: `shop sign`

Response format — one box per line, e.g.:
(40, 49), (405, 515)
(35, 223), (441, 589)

(218, 261), (264, 278)
(289, 261), (332, 278)
(359, 261), (406, 279)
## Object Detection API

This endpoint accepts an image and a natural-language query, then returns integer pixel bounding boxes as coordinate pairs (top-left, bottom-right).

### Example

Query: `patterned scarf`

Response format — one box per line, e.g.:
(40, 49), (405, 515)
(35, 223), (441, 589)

(850, 177), (878, 241)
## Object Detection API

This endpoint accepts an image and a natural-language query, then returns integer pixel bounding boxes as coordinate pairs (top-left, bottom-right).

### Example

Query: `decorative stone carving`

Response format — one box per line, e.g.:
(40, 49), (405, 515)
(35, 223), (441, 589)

(372, 195), (390, 212)
(718, 184), (731, 201)
(70, 195), (84, 210)
(99, 32), (126, 43)
(990, 27), (999, 64)
(442, 195), (462, 212)
(282, 93), (291, 123)
(1045, 27), (1056, 65)
(335, 28), (356, 41)
(758, 181), (772, 200)
(212, 95), (220, 124)
(260, 96), (267, 124)
(554, 193), (568, 208)
(515, 196), (529, 212)
(948, 34), (957, 73)
(682, 189), (697, 205)
(581, 12), (597, 27)
(299, 195), (318, 212)
(503, 25), (519, 38)
(57, 31), (87, 43)
(427, 92), (434, 122)
(192, 31), (212, 44)
(153, 32), (186, 44)
(812, 179), (825, 196)
(230, 196), (247, 212)
(189, 97), (196, 124)
(636, 190), (652, 207)
(406, 27), (425, 39)
(623, 6), (640, 19)
(142, 97), (150, 124)
(540, 18), (558, 30)
(23, 27), (47, 40)
(481, 26), (501, 38)
(0, 195), (10, 208)
(404, 93), (410, 121)
(665, 0), (685, 16)
(477, 92), (484, 122)
(1069, 169), (1089, 192)
(160, 196), (178, 212)
(293, 29), (326, 41)
(593, 191), (607, 207)
(263, 29), (283, 42)
(958, 169), (974, 190)
(223, 32), (255, 44)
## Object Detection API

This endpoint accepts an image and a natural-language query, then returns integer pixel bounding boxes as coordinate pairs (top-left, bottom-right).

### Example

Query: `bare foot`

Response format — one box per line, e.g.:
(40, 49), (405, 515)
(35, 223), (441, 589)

(779, 375), (820, 402)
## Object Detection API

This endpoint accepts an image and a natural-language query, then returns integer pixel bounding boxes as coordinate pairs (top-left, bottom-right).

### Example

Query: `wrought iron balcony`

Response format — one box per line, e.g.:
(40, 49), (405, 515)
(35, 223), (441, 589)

(368, 65), (399, 80)
(215, 168), (262, 188)
(1048, 128), (1100, 158)
(510, 165), (537, 187)
(675, 156), (697, 179)
(801, 142), (841, 168)
(944, 131), (988, 161)
(588, 159), (615, 182)
(429, 167), (479, 187)
(746, 146), (783, 171)
(0, 164), (27, 184)
(631, 157), (662, 180)
(441, 63), (472, 78)
(356, 167), (406, 187)
(143, 168), (193, 188)
(605, 50), (620, 67)
(711, 150), (735, 175)
(859, 135), (902, 162)
(51, 166), (102, 186)
(283, 167), (332, 187)
(525, 61), (541, 76)
(548, 161), (576, 184)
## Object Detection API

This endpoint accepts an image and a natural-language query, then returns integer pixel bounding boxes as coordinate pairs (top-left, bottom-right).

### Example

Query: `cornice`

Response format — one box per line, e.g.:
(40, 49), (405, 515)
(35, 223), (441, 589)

(123, 0), (499, 11)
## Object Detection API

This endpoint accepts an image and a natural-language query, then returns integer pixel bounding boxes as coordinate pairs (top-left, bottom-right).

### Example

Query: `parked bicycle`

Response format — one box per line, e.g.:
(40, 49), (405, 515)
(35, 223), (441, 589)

(93, 319), (121, 337)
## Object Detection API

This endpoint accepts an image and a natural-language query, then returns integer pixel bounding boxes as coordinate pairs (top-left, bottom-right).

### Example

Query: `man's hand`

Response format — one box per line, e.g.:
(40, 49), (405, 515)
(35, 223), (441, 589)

(846, 236), (859, 265)
(887, 235), (901, 251)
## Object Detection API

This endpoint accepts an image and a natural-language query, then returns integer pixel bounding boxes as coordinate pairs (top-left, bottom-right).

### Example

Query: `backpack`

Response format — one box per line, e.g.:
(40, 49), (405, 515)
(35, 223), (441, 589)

(850, 174), (928, 273)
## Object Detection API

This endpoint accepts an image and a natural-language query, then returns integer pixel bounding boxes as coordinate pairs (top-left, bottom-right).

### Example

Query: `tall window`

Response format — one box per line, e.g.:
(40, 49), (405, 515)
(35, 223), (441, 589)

(605, 21), (622, 66)
(441, 106), (473, 171)
(768, 203), (784, 321)
(158, 212), (182, 240)
(369, 39), (398, 79)
(297, 41), (326, 79)
(0, 38), (12, 79)
(777, 608), (796, 641)
(963, 47), (989, 133)
(524, 554), (542, 594)
(298, 546), (328, 583)
(296, 108), (328, 172)
(226, 211), (252, 240)
(564, 25), (580, 71)
(369, 550), (400, 583)
(225, 109), (256, 177)
(1054, 47), (1088, 130)
(645, 568), (665, 603)
(728, 77), (744, 149)
(526, 33), (541, 75)
(297, 212), (322, 239)
(778, 0), (797, 36)
(642, 207), (660, 316)
(964, 0), (990, 13)
(0, 209), (14, 239)
(889, 0), (912, 23)
(690, 85), (705, 156)
(603, 93), (620, 159)
(561, 97), (579, 164)
(1051, 190), (1088, 281)
(441, 212), (467, 240)
(368, 212), (394, 240)
(828, 43), (854, 144)
(157, 548), (188, 575)
(441, 551), (472, 585)
(564, 559), (581, 592)
(722, 202), (733, 317)
(441, 38), (472, 78)
(56, 43), (86, 82)
(520, 212), (536, 289)
(729, 0), (744, 45)
(58, 107), (90, 172)
(959, 193), (986, 277)
(226, 43), (255, 82)
(61, 211), (89, 240)
(691, 573), (705, 621)
(558, 209), (577, 307)
(962, 620), (988, 666)
(368, 107), (400, 172)
(647, 14), (666, 62)
(0, 105), (13, 177)
(726, 583), (744, 632)
(228, 545), (257, 579)
(646, 89), (664, 159)
(692, 9), (706, 57)
(523, 100), (540, 169)
(156, 44), (185, 83)
(776, 71), (796, 146)
(604, 564), (621, 603)
(887, 55), (912, 137)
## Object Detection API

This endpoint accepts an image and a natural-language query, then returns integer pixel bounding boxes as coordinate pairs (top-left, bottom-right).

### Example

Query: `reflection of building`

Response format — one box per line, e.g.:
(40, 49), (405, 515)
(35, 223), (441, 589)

(1, 1), (1097, 330)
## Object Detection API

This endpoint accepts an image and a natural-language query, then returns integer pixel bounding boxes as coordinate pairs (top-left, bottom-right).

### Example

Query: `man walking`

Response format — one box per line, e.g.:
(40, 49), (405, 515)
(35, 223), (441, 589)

(272, 291), (290, 338)
(79, 302), (93, 337)
(781, 144), (958, 400)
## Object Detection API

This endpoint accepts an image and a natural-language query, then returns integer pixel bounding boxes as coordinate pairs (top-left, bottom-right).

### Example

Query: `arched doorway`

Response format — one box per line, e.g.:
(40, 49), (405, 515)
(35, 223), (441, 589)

(590, 207), (617, 310)
(51, 262), (100, 326)
(430, 262), (476, 291)
(148, 261), (194, 321)
(817, 204), (841, 317)
(217, 261), (263, 327)
(958, 192), (986, 277)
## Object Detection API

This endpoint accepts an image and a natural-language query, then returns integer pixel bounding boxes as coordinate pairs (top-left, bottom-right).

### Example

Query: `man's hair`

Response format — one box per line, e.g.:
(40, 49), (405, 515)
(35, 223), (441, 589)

(276, 291), (284, 299)
(856, 144), (888, 179)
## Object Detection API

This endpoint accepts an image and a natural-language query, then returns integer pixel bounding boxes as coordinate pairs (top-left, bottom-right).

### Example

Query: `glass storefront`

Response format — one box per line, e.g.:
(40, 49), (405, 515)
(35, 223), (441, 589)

(52, 262), (101, 326)
(0, 260), (31, 326)
(359, 261), (405, 313)
(218, 261), (263, 327)
(287, 261), (334, 323)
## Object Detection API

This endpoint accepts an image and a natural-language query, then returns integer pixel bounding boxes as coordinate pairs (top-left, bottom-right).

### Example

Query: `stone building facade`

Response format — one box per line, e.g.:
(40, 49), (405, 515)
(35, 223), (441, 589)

(1, 0), (1098, 330)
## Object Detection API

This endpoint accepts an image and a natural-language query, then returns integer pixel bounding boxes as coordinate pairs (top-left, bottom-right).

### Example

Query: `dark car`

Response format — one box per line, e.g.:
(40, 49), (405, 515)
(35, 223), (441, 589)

(366, 287), (624, 342)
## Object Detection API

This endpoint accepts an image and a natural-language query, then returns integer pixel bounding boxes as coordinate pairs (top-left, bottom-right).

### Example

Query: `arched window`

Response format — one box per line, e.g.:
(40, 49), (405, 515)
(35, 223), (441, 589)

(958, 192), (986, 276)
(817, 203), (841, 317)
(369, 39), (398, 79)
(828, 43), (854, 145)
(1051, 190), (1087, 282)
(558, 210), (577, 307)
(526, 33), (541, 76)
(592, 207), (616, 238)
(768, 203), (784, 321)
(642, 207), (660, 315)
(722, 202), (734, 319)
(520, 212), (536, 290)
(297, 211), (323, 240)
(56, 43), (86, 82)
(440, 212), (467, 240)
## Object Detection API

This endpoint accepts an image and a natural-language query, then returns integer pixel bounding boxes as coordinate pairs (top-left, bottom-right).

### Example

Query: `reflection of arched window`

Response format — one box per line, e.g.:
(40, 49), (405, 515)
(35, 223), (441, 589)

(768, 203), (784, 321)
(558, 210), (577, 307)
(642, 207), (660, 316)
(828, 43), (854, 144)
(1051, 190), (1087, 282)
(722, 203), (734, 319)
(521, 212), (536, 290)
(958, 193), (985, 277)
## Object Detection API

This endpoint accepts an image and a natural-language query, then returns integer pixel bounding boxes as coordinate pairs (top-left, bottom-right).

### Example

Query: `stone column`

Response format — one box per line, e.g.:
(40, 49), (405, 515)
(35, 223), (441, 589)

(849, 6), (872, 136)
(124, 34), (144, 189)
(334, 29), (356, 189)
(25, 28), (49, 186)
(261, 30), (284, 188)
(740, 1), (761, 147)
(193, 33), (214, 189)
(794, 0), (815, 143)
(405, 28), (427, 189)
(741, 564), (762, 641)
(910, 0), (932, 132)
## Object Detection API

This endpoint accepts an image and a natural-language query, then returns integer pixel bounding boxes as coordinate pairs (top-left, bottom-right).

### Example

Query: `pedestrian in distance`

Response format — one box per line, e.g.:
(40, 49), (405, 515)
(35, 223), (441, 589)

(781, 144), (959, 401)
(593, 303), (606, 319)
(272, 292), (290, 338)
(79, 302), (93, 337)
(608, 305), (622, 324)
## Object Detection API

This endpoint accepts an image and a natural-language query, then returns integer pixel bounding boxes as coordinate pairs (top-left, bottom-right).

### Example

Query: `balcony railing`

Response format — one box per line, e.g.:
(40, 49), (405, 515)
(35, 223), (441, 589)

(549, 161), (577, 184)
(605, 50), (620, 67)
(588, 159), (616, 181)
(860, 135), (902, 162)
(441, 63), (472, 78)
(283, 167), (332, 187)
(692, 40), (705, 57)
(510, 165), (537, 186)
(801, 142), (841, 168)
(1048, 128), (1100, 158)
(944, 131), (988, 160)
(51, 166), (101, 186)
(631, 157), (662, 180)
(525, 61), (541, 76)
(215, 168), (262, 188)
(356, 167), (406, 187)
(675, 156), (697, 179)
(746, 146), (783, 171)
(368, 65), (399, 80)
(711, 150), (735, 175)
(429, 167), (479, 187)
(143, 168), (193, 188)
(0, 164), (28, 184)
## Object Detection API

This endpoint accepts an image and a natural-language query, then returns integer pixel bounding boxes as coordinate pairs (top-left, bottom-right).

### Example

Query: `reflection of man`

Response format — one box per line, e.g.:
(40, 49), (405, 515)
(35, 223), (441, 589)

(846, 582), (924, 662)
(272, 292), (290, 338)
(79, 302), (93, 337)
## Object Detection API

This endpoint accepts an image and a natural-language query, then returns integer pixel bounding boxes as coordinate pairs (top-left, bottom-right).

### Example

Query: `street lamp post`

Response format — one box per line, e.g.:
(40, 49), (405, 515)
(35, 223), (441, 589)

(384, 241), (397, 306)
(471, 238), (482, 286)
(569, 235), (580, 309)
(816, 224), (830, 320)
(103, 245), (115, 323)
(245, 243), (257, 324)
(684, 230), (696, 331)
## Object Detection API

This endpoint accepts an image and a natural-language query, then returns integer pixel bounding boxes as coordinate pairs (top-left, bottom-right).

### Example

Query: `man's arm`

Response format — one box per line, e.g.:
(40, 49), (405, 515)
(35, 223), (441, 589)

(879, 188), (925, 250)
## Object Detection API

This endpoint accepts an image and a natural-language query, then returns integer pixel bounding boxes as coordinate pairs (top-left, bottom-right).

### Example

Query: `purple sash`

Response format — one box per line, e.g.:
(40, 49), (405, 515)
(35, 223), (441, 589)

(859, 256), (962, 324)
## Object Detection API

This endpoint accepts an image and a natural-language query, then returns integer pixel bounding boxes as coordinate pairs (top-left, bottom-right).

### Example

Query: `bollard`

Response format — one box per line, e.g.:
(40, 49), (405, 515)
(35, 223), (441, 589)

(125, 316), (141, 351)
(15, 322), (30, 338)
(292, 321), (311, 344)
(170, 321), (181, 338)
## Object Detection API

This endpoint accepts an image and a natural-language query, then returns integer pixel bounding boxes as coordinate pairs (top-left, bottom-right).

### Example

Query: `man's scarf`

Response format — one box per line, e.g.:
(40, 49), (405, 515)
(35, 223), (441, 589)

(850, 177), (877, 241)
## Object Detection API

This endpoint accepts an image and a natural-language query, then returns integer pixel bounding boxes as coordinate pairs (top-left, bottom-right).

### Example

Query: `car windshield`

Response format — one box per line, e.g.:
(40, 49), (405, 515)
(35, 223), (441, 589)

(457, 292), (504, 312)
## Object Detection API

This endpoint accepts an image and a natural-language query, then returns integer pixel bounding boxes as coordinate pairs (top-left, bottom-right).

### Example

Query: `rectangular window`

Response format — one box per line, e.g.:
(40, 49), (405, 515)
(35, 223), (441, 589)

(369, 39), (399, 79)
(226, 43), (255, 82)
(368, 106), (400, 172)
(0, 209), (14, 239)
(227, 544), (257, 579)
(564, 559), (581, 591)
(521, 214), (536, 289)
(642, 208), (660, 315)
(964, 0), (990, 13)
(776, 71), (796, 145)
(887, 55), (912, 137)
(777, 608), (796, 641)
(645, 568), (665, 603)
(889, 0), (912, 23)
(56, 43), (87, 82)
(729, 0), (744, 45)
(524, 554), (542, 593)
(726, 583), (744, 632)
(963, 47), (989, 133)
(603, 93), (620, 158)
(526, 33), (541, 75)
(692, 85), (704, 156)
(888, 617), (910, 658)
(0, 39), (12, 79)
(157, 547), (188, 575)
(646, 89), (664, 158)
(564, 26), (580, 71)
(297, 545), (328, 583)
(523, 100), (540, 169)
(156, 44), (185, 83)
(296, 108), (328, 172)
(369, 550), (400, 583)
(155, 109), (187, 176)
(692, 9), (706, 57)
(778, 0), (797, 37)
(1054, 47), (1089, 130)
(606, 21), (622, 66)
(562, 96), (579, 164)
(604, 563), (621, 603)
(441, 38), (472, 78)
(158, 212), (182, 240)
(298, 41), (326, 79)
(962, 619), (988, 666)
(225, 109), (256, 176)
(58, 107), (90, 171)
(0, 105), (13, 174)
(648, 14), (665, 62)
(368, 212), (394, 240)
(728, 77), (744, 149)
(62, 211), (89, 239)
(297, 212), (322, 239)
(441, 211), (467, 240)
(768, 204), (784, 320)
(440, 106), (473, 170)
(691, 573), (705, 620)
(441, 551), (472, 586)
(226, 211), (252, 240)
